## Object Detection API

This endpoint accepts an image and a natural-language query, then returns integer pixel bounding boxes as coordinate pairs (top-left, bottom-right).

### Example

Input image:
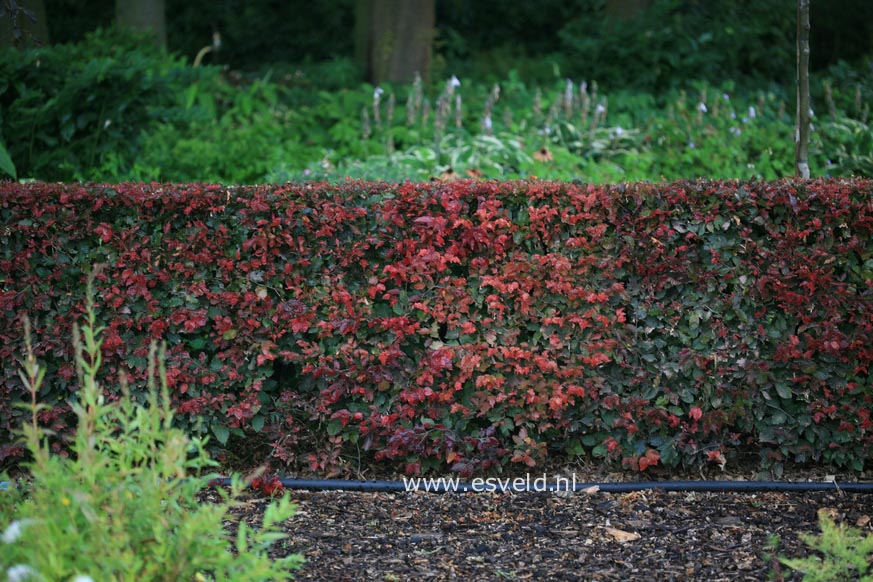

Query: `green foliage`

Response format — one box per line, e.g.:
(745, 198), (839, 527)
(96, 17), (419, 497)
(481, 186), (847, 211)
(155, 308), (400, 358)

(0, 138), (15, 179)
(3, 28), (872, 184)
(44, 0), (355, 69)
(165, 0), (355, 70)
(552, 0), (873, 93)
(643, 86), (798, 180)
(271, 132), (536, 182)
(0, 28), (327, 184)
(0, 274), (303, 581)
(43, 0), (873, 85)
(558, 0), (796, 91)
(268, 76), (871, 184)
(438, 0), (873, 88)
(136, 76), (314, 184)
(779, 510), (873, 581)
(822, 117), (873, 177)
(438, 0), (586, 58)
(816, 71), (873, 177)
(0, 27), (211, 182)
(269, 76), (649, 183)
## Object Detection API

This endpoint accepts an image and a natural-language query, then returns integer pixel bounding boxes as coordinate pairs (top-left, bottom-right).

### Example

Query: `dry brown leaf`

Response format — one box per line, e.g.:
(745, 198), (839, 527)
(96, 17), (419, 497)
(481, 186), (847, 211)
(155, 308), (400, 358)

(582, 485), (600, 495)
(619, 491), (645, 506)
(856, 515), (870, 528)
(533, 146), (553, 162)
(603, 527), (641, 543)
(437, 167), (460, 182)
(710, 450), (727, 470)
(819, 507), (839, 520)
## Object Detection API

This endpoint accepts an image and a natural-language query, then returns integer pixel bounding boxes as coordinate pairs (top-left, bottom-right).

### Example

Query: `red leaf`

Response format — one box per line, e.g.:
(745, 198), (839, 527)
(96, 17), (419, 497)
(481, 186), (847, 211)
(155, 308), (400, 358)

(94, 222), (114, 243)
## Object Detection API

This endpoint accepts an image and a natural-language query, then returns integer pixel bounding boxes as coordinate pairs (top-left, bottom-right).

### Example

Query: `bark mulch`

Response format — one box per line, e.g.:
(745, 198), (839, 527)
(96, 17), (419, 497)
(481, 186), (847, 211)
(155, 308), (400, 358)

(217, 479), (873, 581)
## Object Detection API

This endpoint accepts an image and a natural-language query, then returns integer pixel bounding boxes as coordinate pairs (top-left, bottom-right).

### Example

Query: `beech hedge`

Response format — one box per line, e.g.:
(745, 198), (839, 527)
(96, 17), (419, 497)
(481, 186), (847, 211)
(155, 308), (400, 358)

(1, 179), (871, 475)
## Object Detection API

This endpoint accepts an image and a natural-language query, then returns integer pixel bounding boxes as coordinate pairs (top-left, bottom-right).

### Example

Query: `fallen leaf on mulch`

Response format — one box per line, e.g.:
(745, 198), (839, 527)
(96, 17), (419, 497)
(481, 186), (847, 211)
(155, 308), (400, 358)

(603, 526), (641, 542)
(818, 507), (839, 520)
(619, 491), (645, 506)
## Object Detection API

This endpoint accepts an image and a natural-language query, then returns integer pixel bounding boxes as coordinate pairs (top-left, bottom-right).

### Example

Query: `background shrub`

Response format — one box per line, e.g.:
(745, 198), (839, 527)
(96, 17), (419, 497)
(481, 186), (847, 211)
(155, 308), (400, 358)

(0, 28), (210, 182)
(42, 0), (873, 90)
(2, 24), (871, 184)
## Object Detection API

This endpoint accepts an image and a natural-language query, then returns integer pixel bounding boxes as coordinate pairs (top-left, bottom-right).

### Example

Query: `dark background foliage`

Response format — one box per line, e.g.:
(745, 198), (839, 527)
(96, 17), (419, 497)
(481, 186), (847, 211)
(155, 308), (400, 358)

(41, 0), (873, 89)
(3, 1), (872, 192)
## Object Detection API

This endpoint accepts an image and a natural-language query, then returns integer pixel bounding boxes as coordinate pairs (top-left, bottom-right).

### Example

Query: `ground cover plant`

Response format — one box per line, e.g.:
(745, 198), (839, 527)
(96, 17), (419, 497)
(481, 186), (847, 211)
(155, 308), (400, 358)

(0, 274), (303, 580)
(778, 509), (873, 580)
(1, 179), (871, 480)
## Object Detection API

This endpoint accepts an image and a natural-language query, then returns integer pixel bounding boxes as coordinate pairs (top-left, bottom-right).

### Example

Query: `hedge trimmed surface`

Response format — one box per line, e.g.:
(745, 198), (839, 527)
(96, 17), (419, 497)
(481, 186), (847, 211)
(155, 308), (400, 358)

(1, 179), (871, 475)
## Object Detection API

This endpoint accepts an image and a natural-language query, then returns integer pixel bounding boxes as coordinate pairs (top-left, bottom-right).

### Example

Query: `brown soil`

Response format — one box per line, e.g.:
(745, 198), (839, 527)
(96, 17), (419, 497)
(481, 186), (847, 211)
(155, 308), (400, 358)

(217, 482), (873, 581)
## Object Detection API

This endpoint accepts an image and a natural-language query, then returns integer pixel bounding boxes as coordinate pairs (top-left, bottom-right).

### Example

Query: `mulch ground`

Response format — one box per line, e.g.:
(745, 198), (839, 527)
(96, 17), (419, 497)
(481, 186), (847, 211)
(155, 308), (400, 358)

(216, 477), (873, 581)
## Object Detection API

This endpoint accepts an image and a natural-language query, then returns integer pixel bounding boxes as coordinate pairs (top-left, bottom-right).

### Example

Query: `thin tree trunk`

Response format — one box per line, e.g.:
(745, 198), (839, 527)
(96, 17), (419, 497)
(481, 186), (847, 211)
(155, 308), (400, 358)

(604, 0), (651, 21)
(795, 0), (811, 179)
(367, 0), (434, 84)
(354, 0), (373, 74)
(116, 0), (166, 49)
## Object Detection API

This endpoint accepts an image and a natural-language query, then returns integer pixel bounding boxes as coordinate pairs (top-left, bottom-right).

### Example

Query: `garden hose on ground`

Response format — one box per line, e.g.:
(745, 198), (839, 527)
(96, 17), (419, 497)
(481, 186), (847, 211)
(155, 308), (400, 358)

(206, 478), (873, 494)
(4, 479), (872, 494)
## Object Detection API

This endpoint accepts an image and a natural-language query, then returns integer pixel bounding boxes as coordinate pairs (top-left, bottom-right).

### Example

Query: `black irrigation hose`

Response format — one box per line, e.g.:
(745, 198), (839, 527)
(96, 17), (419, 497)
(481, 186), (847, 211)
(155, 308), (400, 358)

(209, 478), (873, 494)
(5, 478), (871, 494)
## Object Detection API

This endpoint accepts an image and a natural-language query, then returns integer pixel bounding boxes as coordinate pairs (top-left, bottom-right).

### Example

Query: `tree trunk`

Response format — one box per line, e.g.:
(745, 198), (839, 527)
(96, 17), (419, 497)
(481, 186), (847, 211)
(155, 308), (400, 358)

(365, 0), (434, 85)
(604, 0), (651, 21)
(354, 0), (373, 72)
(795, 0), (811, 179)
(116, 0), (166, 49)
(0, 0), (49, 47)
